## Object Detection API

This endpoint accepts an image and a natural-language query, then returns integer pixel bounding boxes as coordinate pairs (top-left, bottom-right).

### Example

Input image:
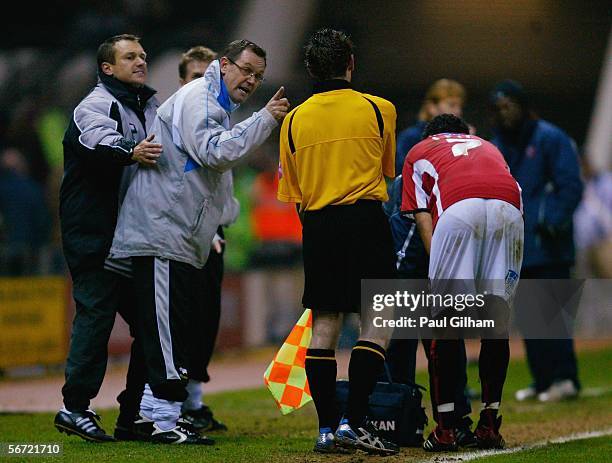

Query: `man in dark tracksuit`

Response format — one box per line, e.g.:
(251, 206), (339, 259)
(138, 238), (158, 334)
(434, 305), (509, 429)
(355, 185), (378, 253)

(490, 79), (583, 402)
(54, 34), (161, 442)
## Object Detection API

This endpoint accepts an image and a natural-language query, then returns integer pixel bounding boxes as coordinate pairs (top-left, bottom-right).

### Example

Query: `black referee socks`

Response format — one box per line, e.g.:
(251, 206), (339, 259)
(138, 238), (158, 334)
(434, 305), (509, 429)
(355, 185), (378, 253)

(305, 348), (339, 430)
(347, 340), (386, 427)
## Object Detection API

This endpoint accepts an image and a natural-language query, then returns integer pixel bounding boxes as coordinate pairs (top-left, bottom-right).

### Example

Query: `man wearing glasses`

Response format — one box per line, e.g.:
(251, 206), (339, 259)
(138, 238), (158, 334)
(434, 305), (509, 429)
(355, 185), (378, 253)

(109, 39), (289, 444)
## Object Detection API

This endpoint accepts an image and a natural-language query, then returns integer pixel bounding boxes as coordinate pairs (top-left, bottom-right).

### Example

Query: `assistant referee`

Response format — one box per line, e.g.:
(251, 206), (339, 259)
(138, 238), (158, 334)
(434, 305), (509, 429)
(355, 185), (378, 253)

(277, 28), (398, 456)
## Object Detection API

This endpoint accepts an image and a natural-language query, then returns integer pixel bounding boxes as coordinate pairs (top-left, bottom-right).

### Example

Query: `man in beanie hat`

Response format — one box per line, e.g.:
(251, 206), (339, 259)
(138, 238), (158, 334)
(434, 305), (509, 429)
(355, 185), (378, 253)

(490, 79), (583, 403)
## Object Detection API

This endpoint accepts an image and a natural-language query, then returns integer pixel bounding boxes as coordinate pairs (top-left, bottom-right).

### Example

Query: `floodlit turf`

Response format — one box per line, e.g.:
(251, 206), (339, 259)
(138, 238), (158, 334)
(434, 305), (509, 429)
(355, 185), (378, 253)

(0, 347), (610, 462)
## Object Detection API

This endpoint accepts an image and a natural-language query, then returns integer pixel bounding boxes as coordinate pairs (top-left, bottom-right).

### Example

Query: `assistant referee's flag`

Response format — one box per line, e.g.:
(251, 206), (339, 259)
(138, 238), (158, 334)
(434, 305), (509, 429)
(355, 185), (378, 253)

(263, 309), (313, 414)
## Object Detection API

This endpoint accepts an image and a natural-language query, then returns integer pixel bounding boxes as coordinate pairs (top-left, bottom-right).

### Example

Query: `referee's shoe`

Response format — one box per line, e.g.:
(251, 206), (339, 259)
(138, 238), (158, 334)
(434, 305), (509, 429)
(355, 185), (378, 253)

(335, 421), (399, 456)
(54, 408), (115, 442)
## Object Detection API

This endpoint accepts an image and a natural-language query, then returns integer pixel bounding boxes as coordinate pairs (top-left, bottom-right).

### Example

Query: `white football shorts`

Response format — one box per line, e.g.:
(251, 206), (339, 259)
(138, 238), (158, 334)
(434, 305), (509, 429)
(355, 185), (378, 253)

(429, 198), (524, 301)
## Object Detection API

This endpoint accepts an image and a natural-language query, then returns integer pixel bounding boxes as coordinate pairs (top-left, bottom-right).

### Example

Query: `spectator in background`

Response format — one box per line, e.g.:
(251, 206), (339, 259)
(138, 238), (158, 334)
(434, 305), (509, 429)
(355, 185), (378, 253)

(385, 78), (475, 447)
(174, 44), (229, 433)
(178, 45), (216, 86)
(5, 98), (50, 189)
(574, 150), (612, 278)
(55, 34), (161, 443)
(395, 79), (467, 176)
(0, 146), (50, 275)
(490, 79), (583, 402)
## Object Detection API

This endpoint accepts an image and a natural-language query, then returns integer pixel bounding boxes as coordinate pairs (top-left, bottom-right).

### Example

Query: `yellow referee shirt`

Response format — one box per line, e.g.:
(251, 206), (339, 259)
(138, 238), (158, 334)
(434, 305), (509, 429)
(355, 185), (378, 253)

(277, 80), (396, 211)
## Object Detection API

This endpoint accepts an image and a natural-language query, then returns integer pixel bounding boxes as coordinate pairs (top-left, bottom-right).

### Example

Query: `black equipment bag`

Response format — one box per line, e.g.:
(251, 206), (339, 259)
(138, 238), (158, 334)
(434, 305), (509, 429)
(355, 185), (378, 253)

(335, 365), (428, 447)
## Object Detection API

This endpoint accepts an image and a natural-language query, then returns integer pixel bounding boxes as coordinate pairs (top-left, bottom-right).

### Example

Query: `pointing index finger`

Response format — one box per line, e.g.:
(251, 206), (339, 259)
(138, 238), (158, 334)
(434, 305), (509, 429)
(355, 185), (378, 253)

(272, 86), (285, 100)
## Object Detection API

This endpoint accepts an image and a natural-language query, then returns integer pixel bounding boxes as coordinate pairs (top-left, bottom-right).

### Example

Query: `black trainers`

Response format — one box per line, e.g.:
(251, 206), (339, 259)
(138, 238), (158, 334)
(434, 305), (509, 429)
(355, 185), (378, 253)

(54, 409), (115, 443)
(313, 431), (354, 454)
(181, 405), (227, 432)
(455, 416), (477, 448)
(150, 423), (216, 445)
(423, 426), (458, 452)
(114, 414), (154, 441)
(335, 421), (399, 456)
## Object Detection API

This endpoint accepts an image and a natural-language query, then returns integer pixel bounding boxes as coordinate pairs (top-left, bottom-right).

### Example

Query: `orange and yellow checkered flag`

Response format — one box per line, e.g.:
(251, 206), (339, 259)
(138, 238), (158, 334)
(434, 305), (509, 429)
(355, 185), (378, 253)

(263, 309), (313, 414)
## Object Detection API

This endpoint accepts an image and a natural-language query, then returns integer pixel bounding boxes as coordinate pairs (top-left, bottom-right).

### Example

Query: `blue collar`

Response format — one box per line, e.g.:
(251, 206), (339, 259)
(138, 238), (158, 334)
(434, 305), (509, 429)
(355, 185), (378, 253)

(217, 74), (239, 113)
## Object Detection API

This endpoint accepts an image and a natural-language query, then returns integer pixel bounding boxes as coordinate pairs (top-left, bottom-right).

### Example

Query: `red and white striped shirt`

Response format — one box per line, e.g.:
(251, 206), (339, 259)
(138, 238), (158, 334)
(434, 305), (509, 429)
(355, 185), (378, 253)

(401, 133), (522, 228)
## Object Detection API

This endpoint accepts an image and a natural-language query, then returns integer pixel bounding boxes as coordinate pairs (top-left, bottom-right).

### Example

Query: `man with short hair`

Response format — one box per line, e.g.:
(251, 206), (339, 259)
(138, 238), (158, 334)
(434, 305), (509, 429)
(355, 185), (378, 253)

(402, 114), (524, 451)
(55, 34), (161, 442)
(110, 39), (289, 444)
(175, 44), (229, 433)
(386, 78), (475, 447)
(277, 28), (399, 456)
(178, 46), (217, 86)
(490, 79), (583, 402)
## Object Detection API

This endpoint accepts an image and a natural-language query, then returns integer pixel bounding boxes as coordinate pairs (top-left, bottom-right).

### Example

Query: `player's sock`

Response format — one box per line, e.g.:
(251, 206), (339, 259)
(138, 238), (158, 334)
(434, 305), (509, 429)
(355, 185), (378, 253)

(140, 383), (154, 421)
(152, 398), (182, 431)
(429, 339), (461, 428)
(182, 379), (203, 412)
(436, 402), (456, 429)
(479, 339), (509, 406)
(347, 340), (385, 427)
(305, 349), (339, 430)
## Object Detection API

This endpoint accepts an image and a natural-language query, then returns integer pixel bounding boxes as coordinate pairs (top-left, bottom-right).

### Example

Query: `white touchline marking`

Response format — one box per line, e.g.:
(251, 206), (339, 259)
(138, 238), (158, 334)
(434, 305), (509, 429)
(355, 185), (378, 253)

(418, 427), (612, 462)
(580, 386), (612, 397)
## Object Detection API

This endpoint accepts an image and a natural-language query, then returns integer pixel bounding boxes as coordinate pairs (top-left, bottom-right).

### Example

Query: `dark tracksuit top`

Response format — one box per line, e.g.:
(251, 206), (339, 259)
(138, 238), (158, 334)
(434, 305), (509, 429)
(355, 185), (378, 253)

(60, 71), (158, 275)
(492, 118), (583, 269)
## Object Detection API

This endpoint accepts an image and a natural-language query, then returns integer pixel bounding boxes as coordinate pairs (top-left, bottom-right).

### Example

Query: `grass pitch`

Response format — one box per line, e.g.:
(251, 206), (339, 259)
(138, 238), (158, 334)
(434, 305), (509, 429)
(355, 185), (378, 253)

(1, 347), (610, 462)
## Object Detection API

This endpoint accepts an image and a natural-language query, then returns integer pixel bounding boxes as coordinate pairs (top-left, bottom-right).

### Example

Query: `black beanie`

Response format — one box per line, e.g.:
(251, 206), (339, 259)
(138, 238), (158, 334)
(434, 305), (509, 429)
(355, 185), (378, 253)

(490, 79), (528, 109)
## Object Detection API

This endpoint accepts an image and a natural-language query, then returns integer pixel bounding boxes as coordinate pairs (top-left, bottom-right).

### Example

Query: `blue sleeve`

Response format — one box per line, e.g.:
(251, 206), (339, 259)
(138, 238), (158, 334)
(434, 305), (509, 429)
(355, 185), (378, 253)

(395, 130), (410, 176)
(383, 175), (403, 217)
(542, 132), (583, 228)
(396, 128), (421, 176)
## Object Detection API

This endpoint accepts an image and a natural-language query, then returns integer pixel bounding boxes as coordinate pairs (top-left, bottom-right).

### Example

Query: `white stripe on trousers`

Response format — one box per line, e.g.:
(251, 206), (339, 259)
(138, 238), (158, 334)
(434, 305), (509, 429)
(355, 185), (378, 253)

(154, 257), (180, 380)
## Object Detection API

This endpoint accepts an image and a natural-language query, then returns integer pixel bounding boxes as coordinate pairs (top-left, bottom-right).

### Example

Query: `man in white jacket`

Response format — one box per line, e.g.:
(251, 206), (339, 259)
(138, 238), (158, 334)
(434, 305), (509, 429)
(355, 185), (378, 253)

(177, 44), (232, 434)
(110, 39), (289, 445)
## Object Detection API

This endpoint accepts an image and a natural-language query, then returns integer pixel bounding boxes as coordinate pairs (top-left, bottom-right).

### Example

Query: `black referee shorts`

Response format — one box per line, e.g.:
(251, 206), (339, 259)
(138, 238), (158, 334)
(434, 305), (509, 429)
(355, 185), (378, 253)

(301, 200), (395, 313)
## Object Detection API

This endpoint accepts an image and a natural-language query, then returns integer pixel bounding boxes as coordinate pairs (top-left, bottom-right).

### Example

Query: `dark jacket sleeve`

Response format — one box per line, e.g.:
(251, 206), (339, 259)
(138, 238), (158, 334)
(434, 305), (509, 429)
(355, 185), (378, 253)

(541, 130), (583, 229)
(396, 126), (421, 177)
